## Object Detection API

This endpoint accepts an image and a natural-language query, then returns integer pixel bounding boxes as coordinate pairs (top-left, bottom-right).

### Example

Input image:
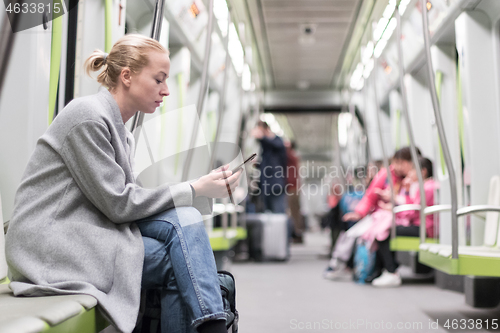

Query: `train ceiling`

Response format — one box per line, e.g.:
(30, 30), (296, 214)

(246, 0), (362, 90)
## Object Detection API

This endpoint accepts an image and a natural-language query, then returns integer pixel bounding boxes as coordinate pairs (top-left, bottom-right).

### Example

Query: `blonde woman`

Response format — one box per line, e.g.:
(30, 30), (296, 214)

(6, 34), (240, 333)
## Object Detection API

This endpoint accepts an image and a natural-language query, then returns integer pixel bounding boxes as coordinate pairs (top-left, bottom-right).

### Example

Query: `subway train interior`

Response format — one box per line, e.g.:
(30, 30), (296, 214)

(4, 0), (500, 332)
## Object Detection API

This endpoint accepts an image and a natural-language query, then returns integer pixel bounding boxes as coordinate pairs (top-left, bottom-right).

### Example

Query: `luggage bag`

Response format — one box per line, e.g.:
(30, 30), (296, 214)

(246, 213), (289, 261)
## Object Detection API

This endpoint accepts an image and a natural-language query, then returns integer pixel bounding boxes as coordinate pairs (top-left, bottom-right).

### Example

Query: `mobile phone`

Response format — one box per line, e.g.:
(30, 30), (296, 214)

(230, 153), (257, 174)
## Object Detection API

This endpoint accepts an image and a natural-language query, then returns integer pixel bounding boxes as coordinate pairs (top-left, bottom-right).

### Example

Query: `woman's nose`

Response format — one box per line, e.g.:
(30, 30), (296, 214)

(161, 84), (169, 97)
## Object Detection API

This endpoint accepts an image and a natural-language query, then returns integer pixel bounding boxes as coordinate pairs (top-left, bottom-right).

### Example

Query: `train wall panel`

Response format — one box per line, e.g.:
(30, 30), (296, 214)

(456, 10), (500, 246)
(74, 0), (125, 99)
(430, 43), (465, 246)
(0, 25), (52, 222)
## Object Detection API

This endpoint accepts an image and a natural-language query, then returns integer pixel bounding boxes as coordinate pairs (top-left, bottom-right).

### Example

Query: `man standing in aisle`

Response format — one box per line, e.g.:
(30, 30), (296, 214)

(251, 120), (288, 213)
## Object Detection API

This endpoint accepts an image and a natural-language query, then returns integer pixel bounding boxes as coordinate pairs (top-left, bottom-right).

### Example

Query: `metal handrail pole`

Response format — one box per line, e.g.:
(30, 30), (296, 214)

(372, 59), (397, 239)
(395, 8), (427, 243)
(182, 0), (215, 181)
(420, 0), (459, 259)
(130, 0), (166, 143)
(209, 11), (231, 173)
(0, 9), (21, 104)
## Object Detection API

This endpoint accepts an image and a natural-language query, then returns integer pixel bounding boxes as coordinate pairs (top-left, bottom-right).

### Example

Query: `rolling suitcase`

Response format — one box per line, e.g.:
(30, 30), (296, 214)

(246, 213), (289, 261)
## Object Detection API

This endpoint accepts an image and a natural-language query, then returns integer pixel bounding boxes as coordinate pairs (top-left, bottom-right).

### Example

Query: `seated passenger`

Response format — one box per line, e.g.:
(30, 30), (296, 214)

(368, 157), (436, 287)
(5, 34), (241, 333)
(323, 148), (417, 280)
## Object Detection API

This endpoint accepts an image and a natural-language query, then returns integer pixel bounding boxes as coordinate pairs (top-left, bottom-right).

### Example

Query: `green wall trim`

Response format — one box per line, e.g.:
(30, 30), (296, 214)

(48, 3), (63, 125)
(43, 307), (109, 333)
(456, 62), (466, 162)
(395, 109), (401, 150)
(435, 71), (446, 176)
(174, 73), (184, 175)
(419, 249), (500, 277)
(104, 0), (113, 53)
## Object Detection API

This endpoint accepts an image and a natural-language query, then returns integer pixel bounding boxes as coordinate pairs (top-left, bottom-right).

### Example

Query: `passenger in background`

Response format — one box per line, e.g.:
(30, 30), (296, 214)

(324, 177), (342, 253)
(368, 157), (436, 287)
(343, 147), (419, 223)
(251, 121), (288, 213)
(284, 140), (304, 243)
(324, 147), (418, 280)
(5, 35), (240, 333)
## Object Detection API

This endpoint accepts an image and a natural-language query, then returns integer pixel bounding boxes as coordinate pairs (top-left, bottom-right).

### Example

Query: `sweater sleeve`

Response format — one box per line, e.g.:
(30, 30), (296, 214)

(60, 120), (198, 223)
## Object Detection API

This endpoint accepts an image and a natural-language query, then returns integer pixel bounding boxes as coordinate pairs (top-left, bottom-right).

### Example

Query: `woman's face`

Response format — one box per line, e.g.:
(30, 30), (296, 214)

(392, 158), (413, 178)
(129, 51), (170, 114)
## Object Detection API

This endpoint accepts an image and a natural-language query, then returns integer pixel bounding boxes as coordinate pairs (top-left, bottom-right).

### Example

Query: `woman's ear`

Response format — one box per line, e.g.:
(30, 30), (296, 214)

(120, 68), (132, 88)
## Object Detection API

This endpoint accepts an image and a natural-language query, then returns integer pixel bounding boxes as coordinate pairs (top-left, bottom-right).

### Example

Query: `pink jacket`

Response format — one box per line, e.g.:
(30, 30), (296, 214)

(354, 166), (402, 218)
(396, 178), (437, 238)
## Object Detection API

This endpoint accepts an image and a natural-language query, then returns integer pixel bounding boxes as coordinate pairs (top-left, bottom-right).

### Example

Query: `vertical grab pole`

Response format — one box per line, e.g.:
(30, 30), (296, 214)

(372, 60), (397, 239)
(182, 0), (215, 181)
(420, 0), (458, 258)
(0, 7), (21, 105)
(209, 11), (231, 173)
(130, 0), (166, 143)
(395, 7), (427, 243)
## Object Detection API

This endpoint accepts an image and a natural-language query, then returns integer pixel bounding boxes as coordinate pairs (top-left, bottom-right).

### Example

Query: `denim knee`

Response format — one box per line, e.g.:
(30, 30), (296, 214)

(173, 206), (204, 228)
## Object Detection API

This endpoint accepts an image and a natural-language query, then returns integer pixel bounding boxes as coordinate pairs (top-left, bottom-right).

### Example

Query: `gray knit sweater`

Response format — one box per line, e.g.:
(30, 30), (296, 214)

(5, 88), (212, 332)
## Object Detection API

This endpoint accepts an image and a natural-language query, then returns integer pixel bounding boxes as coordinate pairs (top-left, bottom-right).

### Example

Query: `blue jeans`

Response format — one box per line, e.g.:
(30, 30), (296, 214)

(137, 207), (226, 333)
(262, 193), (287, 213)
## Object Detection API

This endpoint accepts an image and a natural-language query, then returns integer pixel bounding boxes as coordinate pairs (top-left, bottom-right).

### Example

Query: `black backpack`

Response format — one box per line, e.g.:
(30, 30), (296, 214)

(134, 270), (238, 333)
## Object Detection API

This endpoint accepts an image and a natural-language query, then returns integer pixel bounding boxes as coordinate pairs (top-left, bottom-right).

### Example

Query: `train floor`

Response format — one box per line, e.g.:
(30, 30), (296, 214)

(230, 231), (500, 333)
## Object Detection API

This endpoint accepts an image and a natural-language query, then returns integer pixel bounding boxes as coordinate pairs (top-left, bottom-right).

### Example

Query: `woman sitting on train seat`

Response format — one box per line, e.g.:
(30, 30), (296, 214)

(323, 147), (417, 279)
(342, 146), (418, 223)
(367, 157), (436, 287)
(5, 34), (240, 333)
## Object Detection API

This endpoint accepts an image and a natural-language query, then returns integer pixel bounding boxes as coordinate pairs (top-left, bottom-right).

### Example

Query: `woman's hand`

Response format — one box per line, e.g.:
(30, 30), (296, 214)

(377, 200), (393, 211)
(401, 176), (412, 192)
(374, 188), (391, 202)
(191, 165), (243, 199)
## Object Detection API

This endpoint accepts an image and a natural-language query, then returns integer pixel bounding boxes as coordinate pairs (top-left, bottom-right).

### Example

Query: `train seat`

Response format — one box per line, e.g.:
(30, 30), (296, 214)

(0, 193), (107, 333)
(419, 176), (500, 276)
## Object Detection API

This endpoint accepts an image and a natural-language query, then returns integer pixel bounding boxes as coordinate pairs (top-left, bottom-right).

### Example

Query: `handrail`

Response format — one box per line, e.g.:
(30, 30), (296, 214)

(130, 0), (166, 144)
(420, 0), (459, 259)
(182, 0), (215, 181)
(0, 8), (21, 105)
(423, 204), (451, 216)
(208, 11), (231, 173)
(395, 7), (427, 243)
(456, 205), (500, 217)
(372, 58), (397, 238)
(393, 204), (421, 214)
